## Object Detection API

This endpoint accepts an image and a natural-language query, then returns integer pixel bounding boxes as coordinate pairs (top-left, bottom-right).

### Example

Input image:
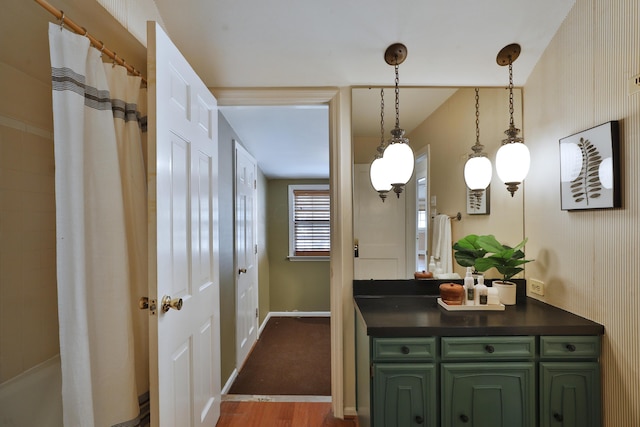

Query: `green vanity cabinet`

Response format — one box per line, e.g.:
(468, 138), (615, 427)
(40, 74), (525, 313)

(373, 363), (437, 427)
(539, 336), (601, 427)
(440, 337), (536, 427)
(354, 293), (604, 427)
(355, 317), (439, 427)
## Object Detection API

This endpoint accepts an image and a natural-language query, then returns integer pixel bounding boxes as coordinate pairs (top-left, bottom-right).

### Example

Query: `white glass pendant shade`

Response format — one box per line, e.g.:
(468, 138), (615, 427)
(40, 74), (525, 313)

(370, 157), (392, 192)
(464, 156), (493, 190)
(383, 142), (414, 185)
(496, 142), (530, 184)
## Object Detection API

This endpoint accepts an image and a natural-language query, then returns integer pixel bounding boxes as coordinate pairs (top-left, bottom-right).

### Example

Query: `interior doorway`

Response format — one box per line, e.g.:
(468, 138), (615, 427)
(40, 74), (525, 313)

(216, 90), (341, 411)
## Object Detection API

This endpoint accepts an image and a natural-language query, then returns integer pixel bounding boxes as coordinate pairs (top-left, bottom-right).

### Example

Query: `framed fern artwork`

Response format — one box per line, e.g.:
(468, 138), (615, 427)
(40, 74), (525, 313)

(466, 186), (490, 215)
(559, 121), (621, 210)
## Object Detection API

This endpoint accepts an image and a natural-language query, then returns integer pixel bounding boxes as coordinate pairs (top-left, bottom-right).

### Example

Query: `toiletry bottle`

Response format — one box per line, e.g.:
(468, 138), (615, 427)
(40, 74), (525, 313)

(476, 276), (488, 305)
(464, 267), (475, 305)
(435, 261), (443, 275)
(428, 256), (436, 273)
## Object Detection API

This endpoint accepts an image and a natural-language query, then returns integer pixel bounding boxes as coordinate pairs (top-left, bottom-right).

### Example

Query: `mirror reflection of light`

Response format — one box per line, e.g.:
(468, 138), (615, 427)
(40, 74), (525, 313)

(599, 157), (613, 189)
(560, 142), (583, 182)
(370, 157), (392, 191)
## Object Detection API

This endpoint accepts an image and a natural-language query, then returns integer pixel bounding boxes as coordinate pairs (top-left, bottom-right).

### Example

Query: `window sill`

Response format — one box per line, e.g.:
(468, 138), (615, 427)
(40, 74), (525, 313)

(287, 256), (330, 262)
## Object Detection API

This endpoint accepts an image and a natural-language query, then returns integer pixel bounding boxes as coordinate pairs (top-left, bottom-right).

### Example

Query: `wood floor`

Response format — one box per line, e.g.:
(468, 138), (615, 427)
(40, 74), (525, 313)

(215, 401), (359, 427)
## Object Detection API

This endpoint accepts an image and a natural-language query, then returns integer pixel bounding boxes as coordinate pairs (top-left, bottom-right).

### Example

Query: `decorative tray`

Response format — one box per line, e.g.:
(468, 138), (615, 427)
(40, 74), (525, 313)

(437, 298), (505, 311)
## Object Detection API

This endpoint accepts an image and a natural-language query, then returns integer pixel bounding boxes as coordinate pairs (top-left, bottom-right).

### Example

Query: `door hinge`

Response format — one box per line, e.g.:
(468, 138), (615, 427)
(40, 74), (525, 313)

(254, 179), (257, 189)
(255, 244), (258, 254)
(256, 308), (259, 318)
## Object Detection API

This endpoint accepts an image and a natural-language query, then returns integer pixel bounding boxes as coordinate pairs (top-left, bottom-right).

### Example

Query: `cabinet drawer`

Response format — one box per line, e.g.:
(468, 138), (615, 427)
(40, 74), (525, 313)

(372, 337), (436, 361)
(540, 336), (600, 359)
(441, 336), (535, 360)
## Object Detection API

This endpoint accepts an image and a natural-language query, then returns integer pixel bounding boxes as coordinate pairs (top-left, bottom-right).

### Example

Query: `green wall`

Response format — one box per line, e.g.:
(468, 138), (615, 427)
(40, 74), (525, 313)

(267, 179), (330, 312)
(217, 113), (237, 384)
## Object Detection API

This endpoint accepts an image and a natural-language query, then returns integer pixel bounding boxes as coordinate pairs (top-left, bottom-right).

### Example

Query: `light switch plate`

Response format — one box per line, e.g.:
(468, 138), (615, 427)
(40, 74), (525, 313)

(530, 278), (545, 296)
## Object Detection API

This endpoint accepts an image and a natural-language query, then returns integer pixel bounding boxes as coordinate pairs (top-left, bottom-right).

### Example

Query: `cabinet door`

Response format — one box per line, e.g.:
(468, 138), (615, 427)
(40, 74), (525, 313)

(540, 362), (601, 427)
(441, 363), (535, 427)
(373, 363), (437, 427)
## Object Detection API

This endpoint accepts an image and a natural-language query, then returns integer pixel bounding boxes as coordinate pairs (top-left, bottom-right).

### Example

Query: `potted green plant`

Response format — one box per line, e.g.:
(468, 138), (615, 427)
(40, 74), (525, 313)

(473, 235), (533, 305)
(452, 234), (490, 274)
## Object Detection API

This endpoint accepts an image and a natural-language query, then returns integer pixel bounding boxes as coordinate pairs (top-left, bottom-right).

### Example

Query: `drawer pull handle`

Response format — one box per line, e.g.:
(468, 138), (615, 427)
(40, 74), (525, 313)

(566, 343), (576, 352)
(460, 414), (469, 423)
(415, 415), (424, 424)
(553, 412), (564, 421)
(484, 345), (495, 353)
(401, 345), (410, 354)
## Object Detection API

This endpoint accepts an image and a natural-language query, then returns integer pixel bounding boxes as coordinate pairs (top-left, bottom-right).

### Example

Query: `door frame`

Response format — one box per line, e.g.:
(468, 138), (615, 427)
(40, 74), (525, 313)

(212, 87), (352, 417)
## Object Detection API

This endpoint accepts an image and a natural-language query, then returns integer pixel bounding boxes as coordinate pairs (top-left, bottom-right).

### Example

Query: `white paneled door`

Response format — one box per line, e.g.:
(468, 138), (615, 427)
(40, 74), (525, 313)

(353, 164), (407, 279)
(234, 142), (258, 368)
(147, 22), (221, 427)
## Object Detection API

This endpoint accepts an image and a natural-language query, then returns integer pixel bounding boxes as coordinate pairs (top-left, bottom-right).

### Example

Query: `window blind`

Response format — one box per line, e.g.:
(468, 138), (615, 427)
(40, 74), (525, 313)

(292, 189), (330, 256)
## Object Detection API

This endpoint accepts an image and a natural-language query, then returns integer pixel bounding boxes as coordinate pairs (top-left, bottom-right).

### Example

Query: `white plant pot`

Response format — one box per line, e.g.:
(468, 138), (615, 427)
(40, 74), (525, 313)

(493, 281), (517, 305)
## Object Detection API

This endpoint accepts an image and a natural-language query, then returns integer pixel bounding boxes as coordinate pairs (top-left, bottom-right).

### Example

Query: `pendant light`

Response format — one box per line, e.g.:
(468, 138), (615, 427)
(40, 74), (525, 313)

(463, 88), (492, 198)
(370, 88), (392, 201)
(382, 43), (414, 197)
(495, 43), (530, 197)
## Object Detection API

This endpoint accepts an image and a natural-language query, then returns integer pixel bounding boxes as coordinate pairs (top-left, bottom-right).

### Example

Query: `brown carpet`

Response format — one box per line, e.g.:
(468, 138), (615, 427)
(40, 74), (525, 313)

(228, 316), (331, 396)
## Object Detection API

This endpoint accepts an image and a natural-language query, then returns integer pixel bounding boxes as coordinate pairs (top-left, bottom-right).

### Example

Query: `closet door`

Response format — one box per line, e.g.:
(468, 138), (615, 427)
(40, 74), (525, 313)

(147, 22), (221, 427)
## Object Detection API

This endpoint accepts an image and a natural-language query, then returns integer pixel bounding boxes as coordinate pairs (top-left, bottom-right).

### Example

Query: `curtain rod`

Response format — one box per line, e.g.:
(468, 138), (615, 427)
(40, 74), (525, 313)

(34, 0), (147, 85)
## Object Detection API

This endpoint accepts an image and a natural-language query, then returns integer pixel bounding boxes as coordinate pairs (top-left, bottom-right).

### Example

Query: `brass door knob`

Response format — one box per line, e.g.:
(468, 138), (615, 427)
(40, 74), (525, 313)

(161, 295), (183, 313)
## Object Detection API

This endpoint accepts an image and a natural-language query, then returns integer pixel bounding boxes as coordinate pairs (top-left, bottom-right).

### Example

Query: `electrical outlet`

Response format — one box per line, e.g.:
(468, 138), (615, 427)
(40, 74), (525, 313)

(629, 73), (640, 95)
(529, 278), (545, 296)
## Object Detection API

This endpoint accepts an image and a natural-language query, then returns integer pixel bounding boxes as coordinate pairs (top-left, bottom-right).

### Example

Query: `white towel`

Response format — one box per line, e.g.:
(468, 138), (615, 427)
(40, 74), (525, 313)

(432, 214), (453, 273)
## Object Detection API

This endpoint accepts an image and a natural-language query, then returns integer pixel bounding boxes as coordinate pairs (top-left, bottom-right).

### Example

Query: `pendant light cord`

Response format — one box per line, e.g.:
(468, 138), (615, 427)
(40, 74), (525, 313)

(394, 63), (400, 129)
(508, 61), (515, 127)
(475, 88), (480, 145)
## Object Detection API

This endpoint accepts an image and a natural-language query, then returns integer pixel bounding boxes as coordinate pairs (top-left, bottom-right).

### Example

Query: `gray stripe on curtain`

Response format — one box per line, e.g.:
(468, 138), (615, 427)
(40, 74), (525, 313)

(52, 66), (112, 110)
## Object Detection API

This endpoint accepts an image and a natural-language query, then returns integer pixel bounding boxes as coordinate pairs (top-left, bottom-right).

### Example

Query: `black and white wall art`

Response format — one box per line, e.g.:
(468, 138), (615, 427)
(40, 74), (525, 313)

(559, 121), (621, 210)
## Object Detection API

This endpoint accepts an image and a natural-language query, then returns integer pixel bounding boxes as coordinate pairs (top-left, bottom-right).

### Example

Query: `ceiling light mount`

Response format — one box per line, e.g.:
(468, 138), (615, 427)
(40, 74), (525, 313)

(384, 43), (408, 66)
(496, 43), (521, 66)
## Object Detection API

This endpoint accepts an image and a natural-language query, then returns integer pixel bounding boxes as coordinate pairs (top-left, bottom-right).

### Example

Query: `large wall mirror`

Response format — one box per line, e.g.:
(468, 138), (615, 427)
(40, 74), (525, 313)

(352, 87), (525, 280)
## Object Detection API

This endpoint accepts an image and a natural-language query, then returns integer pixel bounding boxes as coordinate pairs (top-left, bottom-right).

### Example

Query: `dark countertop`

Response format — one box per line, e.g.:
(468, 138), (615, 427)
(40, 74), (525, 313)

(354, 279), (605, 337)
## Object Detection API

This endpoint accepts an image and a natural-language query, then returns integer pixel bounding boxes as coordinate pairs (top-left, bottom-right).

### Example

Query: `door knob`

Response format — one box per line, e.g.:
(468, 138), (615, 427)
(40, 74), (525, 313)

(238, 268), (247, 274)
(161, 295), (183, 313)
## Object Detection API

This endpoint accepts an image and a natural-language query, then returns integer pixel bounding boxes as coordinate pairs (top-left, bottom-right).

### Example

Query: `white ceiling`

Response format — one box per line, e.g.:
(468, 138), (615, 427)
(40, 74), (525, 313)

(12, 0), (576, 179)
(155, 0), (574, 179)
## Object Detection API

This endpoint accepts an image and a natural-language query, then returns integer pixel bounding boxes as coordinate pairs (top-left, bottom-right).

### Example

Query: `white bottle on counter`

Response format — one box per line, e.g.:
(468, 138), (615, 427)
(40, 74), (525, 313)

(476, 275), (488, 305)
(428, 256), (436, 273)
(464, 267), (475, 305)
(435, 261), (443, 275)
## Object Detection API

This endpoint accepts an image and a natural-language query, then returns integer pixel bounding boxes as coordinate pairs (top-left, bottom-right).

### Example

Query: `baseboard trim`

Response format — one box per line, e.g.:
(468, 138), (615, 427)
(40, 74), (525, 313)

(221, 368), (238, 395)
(260, 311), (331, 335)
(343, 406), (358, 417)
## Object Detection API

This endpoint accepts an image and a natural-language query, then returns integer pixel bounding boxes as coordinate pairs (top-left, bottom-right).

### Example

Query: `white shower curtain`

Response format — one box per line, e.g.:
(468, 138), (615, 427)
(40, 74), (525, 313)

(49, 23), (147, 427)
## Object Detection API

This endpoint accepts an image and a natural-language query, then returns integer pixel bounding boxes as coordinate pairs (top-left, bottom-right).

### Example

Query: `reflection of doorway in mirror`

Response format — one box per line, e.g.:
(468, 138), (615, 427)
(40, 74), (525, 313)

(417, 177), (427, 271)
(466, 186), (490, 215)
(415, 151), (429, 273)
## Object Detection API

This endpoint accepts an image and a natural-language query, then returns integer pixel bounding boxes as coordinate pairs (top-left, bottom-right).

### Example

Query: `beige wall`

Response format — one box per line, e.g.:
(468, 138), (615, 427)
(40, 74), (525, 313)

(0, 62), (58, 383)
(523, 0), (639, 425)
(267, 179), (331, 312)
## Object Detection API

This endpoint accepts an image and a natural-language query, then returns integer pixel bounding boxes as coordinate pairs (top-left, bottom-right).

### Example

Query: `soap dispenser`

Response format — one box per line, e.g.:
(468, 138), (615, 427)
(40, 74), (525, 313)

(428, 256), (436, 273)
(464, 267), (475, 305)
(476, 275), (488, 305)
